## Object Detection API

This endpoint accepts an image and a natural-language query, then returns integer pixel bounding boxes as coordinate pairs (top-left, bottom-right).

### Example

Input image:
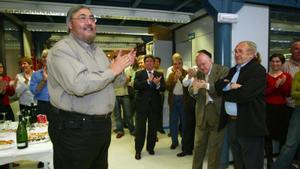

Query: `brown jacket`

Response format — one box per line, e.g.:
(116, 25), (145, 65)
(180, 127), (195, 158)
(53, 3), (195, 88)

(166, 69), (189, 107)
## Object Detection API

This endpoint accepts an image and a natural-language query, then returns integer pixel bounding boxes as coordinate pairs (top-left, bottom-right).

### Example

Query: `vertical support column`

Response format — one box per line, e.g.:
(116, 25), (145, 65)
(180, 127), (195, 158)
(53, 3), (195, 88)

(214, 20), (232, 66)
(203, 0), (244, 67)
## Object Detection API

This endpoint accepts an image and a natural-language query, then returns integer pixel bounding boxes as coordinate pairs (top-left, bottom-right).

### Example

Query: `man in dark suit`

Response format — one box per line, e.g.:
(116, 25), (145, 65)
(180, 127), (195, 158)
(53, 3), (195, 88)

(215, 41), (267, 169)
(190, 50), (229, 169)
(134, 55), (165, 160)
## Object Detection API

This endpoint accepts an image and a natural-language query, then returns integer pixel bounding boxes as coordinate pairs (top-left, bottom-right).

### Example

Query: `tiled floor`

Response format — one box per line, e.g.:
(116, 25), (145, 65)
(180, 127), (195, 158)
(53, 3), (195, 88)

(13, 130), (235, 169)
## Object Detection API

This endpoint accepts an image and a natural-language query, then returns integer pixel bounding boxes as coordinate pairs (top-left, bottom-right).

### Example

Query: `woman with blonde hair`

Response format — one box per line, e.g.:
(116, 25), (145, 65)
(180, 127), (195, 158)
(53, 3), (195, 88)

(14, 56), (36, 112)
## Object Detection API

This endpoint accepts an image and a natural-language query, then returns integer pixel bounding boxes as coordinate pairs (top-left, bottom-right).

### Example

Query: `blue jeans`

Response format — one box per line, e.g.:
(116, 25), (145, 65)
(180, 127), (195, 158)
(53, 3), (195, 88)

(272, 106), (300, 169)
(113, 95), (134, 133)
(170, 95), (185, 145)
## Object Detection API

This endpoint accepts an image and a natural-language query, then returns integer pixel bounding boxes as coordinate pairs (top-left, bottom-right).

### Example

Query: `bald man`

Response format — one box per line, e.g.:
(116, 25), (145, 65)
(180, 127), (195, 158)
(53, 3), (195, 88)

(189, 50), (228, 169)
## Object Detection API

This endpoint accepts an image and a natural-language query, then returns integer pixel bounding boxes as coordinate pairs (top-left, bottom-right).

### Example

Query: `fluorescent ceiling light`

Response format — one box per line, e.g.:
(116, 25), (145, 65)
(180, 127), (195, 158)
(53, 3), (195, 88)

(0, 0), (192, 23)
(22, 22), (153, 36)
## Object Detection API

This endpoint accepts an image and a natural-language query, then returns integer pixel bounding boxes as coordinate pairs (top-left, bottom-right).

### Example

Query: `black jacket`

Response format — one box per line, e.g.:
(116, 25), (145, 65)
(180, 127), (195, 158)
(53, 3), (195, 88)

(215, 59), (268, 137)
(134, 69), (165, 114)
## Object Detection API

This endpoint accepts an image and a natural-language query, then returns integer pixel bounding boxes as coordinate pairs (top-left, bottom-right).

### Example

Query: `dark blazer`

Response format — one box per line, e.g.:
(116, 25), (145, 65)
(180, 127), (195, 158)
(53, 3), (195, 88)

(215, 59), (268, 137)
(134, 69), (165, 114)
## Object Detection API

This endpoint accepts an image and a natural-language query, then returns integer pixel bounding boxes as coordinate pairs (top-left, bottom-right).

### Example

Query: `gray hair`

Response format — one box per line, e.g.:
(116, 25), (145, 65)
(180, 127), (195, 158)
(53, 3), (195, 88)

(239, 41), (257, 54)
(41, 49), (49, 58)
(66, 5), (91, 32)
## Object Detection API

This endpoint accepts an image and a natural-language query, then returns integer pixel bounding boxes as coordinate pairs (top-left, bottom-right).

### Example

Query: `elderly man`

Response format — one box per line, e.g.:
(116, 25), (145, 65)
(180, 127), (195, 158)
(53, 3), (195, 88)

(190, 50), (228, 169)
(47, 5), (135, 169)
(216, 41), (267, 169)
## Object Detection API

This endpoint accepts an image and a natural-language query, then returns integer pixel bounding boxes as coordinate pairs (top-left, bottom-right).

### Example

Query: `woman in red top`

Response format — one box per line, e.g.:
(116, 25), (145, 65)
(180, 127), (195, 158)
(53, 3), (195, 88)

(0, 63), (15, 121)
(265, 53), (292, 169)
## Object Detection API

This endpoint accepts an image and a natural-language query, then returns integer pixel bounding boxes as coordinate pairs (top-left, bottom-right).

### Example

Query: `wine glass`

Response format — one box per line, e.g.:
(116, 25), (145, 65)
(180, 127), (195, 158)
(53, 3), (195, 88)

(0, 112), (7, 130)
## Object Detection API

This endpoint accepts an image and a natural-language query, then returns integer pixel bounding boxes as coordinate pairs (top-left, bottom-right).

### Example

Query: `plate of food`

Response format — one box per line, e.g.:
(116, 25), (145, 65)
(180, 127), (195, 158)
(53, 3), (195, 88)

(28, 131), (49, 144)
(0, 139), (15, 150)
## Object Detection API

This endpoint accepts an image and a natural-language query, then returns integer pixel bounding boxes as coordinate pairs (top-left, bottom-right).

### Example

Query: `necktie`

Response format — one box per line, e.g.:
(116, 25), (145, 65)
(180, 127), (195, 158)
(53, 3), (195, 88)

(205, 74), (209, 104)
(148, 71), (153, 77)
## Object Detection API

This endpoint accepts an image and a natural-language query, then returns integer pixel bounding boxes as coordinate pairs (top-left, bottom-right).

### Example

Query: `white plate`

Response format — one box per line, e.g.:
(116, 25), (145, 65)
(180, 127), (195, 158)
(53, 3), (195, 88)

(0, 141), (15, 150)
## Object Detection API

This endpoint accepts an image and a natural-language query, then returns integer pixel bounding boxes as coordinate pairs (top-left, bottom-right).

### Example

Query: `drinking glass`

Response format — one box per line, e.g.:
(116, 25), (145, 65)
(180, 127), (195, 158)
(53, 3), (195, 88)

(0, 112), (7, 129)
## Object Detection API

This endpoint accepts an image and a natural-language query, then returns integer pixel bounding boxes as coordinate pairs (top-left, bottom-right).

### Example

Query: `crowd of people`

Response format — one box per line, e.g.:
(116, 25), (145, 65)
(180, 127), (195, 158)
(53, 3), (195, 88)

(1, 4), (300, 169)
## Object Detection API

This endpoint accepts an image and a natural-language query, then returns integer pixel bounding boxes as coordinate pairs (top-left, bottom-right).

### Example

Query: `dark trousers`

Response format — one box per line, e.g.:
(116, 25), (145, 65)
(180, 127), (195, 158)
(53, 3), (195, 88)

(0, 104), (14, 121)
(228, 119), (264, 169)
(48, 105), (111, 169)
(37, 100), (51, 115)
(182, 97), (195, 153)
(135, 111), (158, 153)
(157, 92), (164, 130)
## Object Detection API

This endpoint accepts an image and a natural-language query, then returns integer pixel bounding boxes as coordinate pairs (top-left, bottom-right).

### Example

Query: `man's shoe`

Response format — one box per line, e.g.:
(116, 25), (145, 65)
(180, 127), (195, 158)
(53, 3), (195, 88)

(176, 152), (192, 157)
(37, 162), (44, 168)
(147, 150), (155, 155)
(158, 129), (165, 134)
(135, 153), (141, 160)
(130, 131), (135, 136)
(170, 143), (178, 150)
(116, 133), (124, 139)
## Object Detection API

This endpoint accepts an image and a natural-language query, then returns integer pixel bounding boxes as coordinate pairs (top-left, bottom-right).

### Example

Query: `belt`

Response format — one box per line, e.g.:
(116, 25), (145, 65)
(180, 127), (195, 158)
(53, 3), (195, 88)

(228, 115), (237, 120)
(59, 109), (111, 120)
(207, 101), (214, 104)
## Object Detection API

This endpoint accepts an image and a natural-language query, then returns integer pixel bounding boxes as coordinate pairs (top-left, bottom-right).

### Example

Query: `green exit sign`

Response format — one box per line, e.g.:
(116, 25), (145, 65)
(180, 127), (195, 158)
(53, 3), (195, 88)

(188, 32), (195, 40)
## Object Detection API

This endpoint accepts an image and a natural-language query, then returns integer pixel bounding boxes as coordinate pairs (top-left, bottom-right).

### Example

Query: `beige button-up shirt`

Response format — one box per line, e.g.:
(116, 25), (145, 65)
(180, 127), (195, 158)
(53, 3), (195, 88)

(47, 34), (124, 115)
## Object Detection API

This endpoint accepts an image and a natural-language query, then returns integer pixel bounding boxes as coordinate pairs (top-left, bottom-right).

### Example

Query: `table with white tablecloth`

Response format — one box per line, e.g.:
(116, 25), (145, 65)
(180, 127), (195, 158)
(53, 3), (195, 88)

(0, 141), (53, 169)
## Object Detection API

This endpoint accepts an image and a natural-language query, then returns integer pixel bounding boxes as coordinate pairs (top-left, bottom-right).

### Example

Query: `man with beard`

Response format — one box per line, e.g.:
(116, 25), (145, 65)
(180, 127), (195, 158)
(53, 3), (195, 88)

(47, 5), (136, 169)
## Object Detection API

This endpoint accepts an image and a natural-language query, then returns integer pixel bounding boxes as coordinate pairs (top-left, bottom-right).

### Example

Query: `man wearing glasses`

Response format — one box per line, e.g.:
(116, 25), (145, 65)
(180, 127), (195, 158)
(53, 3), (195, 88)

(47, 5), (136, 169)
(216, 41), (267, 169)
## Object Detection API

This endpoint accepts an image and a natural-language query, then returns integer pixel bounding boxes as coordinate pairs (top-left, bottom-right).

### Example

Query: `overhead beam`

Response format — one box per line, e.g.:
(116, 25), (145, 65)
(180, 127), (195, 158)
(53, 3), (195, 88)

(0, 0), (192, 23)
(173, 0), (193, 11)
(120, 0), (143, 25)
(21, 22), (153, 36)
(85, 0), (92, 5)
(132, 0), (142, 8)
(245, 0), (300, 8)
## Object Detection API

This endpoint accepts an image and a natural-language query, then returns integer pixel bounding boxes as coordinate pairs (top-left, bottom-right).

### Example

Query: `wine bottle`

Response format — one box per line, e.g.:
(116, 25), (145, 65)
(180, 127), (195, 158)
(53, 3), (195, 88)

(30, 103), (37, 123)
(16, 115), (28, 149)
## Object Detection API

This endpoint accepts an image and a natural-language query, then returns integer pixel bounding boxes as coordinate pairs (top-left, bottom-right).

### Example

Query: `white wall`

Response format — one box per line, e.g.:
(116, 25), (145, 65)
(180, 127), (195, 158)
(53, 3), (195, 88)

(232, 4), (269, 68)
(174, 3), (269, 69)
(175, 15), (214, 67)
(153, 40), (173, 74)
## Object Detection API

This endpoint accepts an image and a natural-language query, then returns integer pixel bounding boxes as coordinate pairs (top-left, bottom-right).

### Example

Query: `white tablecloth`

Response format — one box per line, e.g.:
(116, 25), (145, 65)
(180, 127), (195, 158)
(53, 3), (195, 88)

(0, 141), (53, 169)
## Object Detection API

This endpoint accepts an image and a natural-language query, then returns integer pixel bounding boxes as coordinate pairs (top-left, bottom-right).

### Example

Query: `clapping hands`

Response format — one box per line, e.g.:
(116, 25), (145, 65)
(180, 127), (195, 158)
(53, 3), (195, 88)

(111, 49), (136, 76)
(275, 74), (286, 88)
(192, 79), (207, 92)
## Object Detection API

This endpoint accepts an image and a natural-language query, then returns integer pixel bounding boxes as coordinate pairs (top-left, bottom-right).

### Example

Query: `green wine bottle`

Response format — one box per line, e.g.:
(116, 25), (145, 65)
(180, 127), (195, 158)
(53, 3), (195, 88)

(16, 115), (28, 149)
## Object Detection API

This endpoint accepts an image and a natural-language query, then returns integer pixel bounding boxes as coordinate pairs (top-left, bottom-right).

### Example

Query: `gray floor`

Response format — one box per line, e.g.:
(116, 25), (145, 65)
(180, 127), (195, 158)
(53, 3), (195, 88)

(14, 131), (235, 169)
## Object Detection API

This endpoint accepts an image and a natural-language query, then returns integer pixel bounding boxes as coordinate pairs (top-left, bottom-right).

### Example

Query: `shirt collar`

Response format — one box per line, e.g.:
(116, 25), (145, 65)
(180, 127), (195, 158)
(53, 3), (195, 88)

(237, 60), (250, 70)
(70, 33), (97, 52)
(146, 69), (154, 74)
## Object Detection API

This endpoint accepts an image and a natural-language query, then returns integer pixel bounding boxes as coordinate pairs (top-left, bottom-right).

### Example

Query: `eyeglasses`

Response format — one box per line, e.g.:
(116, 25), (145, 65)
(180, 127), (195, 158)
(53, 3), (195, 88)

(232, 49), (251, 55)
(72, 15), (97, 23)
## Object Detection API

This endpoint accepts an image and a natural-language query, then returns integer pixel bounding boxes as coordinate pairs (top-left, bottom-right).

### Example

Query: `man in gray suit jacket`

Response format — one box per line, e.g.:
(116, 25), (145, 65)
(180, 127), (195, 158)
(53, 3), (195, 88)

(189, 50), (229, 169)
